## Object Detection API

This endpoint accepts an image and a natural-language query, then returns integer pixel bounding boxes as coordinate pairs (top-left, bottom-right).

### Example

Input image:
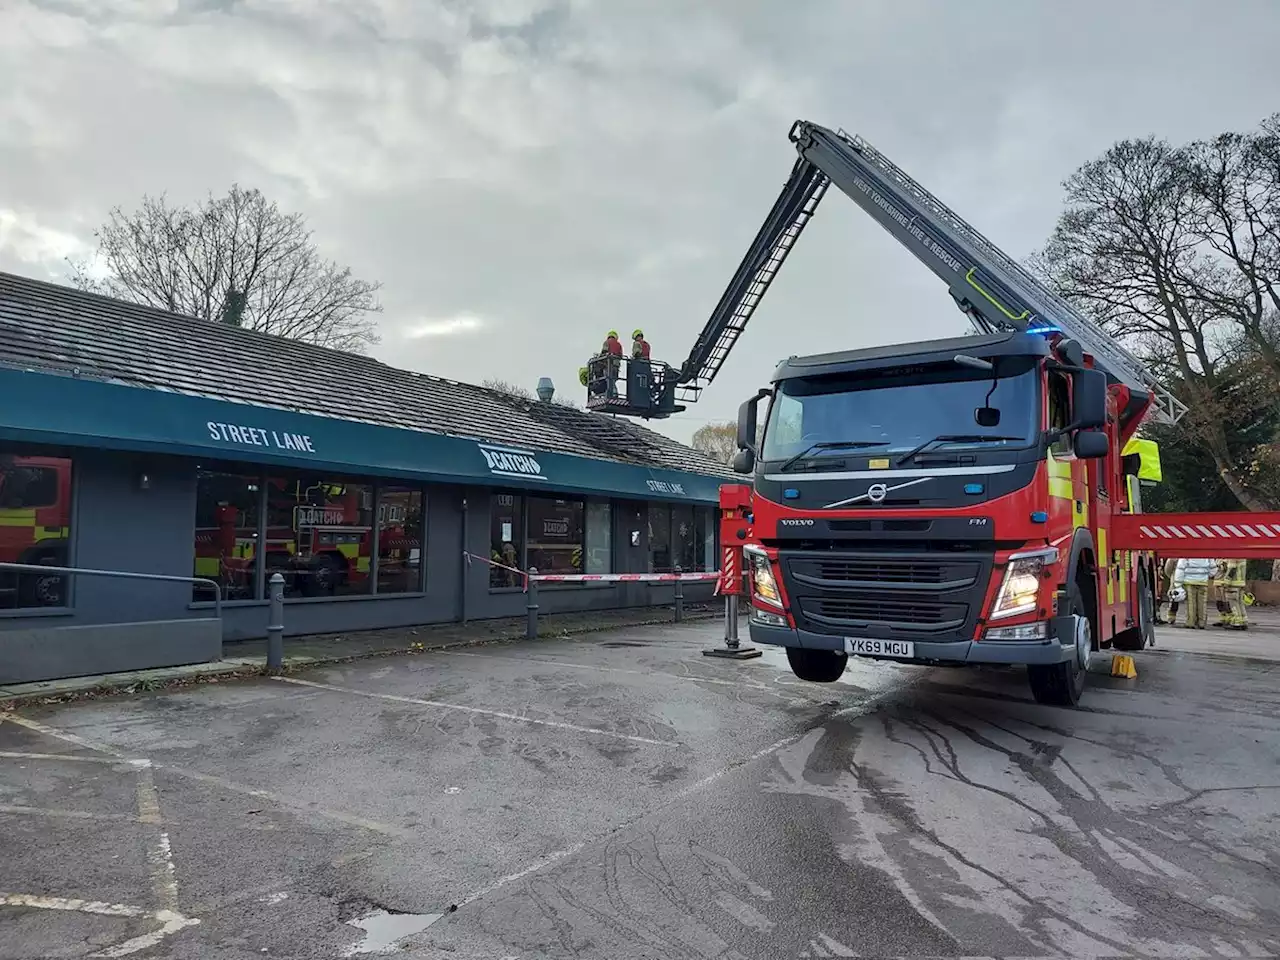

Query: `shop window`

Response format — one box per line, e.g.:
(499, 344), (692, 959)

(528, 497), (584, 575)
(585, 502), (612, 574)
(672, 506), (697, 573)
(193, 469), (262, 601)
(694, 507), (716, 573)
(376, 486), (425, 594)
(0, 452), (73, 610)
(648, 503), (672, 572)
(490, 492), (524, 588)
(265, 475), (374, 598)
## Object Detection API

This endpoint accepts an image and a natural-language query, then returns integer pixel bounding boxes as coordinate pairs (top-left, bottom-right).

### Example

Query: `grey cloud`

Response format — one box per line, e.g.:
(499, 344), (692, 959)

(2, 0), (1278, 444)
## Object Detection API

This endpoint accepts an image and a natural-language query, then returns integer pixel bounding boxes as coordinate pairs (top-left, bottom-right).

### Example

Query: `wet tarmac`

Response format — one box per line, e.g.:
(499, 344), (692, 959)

(1, 621), (1278, 958)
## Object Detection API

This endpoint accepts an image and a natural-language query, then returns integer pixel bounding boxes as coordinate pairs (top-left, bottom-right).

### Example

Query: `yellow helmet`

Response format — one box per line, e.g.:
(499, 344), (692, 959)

(632, 328), (644, 339)
(607, 329), (618, 338)
(578, 366), (589, 386)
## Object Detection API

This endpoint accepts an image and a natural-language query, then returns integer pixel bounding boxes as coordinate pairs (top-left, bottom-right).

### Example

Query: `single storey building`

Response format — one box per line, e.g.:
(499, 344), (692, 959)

(0, 272), (734, 683)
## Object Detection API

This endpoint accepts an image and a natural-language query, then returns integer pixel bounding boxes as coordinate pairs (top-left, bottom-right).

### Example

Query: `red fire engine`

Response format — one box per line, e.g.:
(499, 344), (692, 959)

(591, 119), (1280, 706)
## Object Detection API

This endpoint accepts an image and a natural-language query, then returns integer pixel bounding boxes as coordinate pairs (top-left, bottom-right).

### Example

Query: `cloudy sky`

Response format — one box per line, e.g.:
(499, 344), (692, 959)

(3, 0), (1278, 446)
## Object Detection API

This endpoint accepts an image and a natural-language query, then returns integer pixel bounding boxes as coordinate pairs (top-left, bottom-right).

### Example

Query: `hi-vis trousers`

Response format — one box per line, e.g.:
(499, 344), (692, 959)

(1185, 583), (1209, 628)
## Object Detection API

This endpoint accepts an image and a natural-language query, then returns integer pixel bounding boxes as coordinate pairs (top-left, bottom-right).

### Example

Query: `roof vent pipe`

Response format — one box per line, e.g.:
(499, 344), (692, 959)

(535, 377), (554, 402)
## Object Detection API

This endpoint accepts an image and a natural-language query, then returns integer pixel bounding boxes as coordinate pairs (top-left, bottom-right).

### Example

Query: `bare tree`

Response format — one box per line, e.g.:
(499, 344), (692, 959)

(691, 422), (737, 465)
(68, 185), (382, 353)
(1035, 132), (1279, 510)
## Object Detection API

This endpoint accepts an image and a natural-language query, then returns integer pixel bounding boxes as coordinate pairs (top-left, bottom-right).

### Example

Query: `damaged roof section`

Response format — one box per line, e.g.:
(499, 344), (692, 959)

(0, 271), (734, 480)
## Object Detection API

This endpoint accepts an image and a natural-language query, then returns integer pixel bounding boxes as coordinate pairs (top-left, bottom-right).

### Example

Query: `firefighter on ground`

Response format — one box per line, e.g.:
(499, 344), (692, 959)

(1173, 557), (1218, 629)
(1156, 555), (1180, 624)
(1216, 558), (1249, 630)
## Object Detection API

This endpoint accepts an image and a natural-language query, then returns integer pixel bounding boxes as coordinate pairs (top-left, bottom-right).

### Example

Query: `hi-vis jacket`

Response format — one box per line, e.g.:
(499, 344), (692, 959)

(1218, 559), (1248, 587)
(1174, 558), (1218, 585)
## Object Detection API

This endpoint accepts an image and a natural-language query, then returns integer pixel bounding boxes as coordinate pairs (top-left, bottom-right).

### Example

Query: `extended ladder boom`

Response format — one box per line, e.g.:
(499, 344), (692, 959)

(674, 156), (828, 402)
(676, 119), (1186, 425)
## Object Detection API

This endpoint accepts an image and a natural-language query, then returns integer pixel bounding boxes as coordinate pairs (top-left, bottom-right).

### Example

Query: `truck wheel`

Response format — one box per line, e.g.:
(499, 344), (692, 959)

(17, 552), (66, 607)
(1113, 564), (1155, 652)
(1027, 581), (1090, 707)
(785, 647), (848, 683)
(309, 553), (346, 596)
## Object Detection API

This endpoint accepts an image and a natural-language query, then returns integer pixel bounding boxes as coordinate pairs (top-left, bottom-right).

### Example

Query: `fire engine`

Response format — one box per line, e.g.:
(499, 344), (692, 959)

(0, 454), (72, 608)
(587, 119), (1280, 706)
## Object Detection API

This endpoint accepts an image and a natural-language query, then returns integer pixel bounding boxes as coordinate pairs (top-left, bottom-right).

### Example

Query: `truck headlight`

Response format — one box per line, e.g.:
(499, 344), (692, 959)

(990, 548), (1058, 620)
(745, 548), (782, 607)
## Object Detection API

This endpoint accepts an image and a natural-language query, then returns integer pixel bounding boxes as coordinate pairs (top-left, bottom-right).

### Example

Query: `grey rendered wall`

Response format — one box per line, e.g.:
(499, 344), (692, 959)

(0, 455), (716, 651)
(0, 451), (224, 682)
(10, 450), (199, 627)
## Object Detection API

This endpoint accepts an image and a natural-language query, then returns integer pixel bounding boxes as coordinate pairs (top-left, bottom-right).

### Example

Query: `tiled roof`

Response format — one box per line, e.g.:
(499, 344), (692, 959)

(0, 271), (735, 480)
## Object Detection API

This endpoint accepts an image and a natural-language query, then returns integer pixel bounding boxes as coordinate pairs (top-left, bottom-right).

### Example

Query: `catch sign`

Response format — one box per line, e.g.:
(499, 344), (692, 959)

(478, 442), (548, 481)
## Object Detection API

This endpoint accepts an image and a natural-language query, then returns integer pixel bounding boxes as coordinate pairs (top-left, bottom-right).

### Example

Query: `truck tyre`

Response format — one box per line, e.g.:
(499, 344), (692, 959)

(785, 647), (848, 683)
(1114, 564), (1156, 652)
(1027, 580), (1090, 707)
(17, 549), (67, 607)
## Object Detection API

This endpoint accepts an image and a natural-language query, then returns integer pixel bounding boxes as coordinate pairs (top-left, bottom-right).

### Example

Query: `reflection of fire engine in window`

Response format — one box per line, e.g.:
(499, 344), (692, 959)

(266, 480), (376, 596)
(0, 455), (72, 609)
(195, 478), (414, 598)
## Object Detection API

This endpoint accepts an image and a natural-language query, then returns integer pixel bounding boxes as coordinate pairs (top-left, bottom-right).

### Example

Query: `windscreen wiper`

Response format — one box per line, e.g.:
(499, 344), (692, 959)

(780, 440), (889, 472)
(893, 434), (1024, 467)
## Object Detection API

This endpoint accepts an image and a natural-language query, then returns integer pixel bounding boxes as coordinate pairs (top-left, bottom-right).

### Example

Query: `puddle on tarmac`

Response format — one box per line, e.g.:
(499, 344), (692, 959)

(341, 909), (443, 955)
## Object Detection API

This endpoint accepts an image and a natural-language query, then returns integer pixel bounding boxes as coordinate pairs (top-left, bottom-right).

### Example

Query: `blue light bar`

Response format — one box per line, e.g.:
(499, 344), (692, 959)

(963, 483), (984, 495)
(1025, 325), (1060, 336)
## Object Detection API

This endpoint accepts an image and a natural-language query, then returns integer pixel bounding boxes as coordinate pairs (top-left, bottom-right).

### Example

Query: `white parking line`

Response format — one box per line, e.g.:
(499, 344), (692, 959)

(0, 803), (137, 823)
(0, 893), (148, 917)
(273, 676), (674, 747)
(435, 648), (824, 704)
(0, 750), (146, 766)
(3, 713), (409, 837)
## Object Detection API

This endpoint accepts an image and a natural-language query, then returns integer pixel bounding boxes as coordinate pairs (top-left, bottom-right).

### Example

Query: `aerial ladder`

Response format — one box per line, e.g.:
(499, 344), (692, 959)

(587, 119), (1280, 567)
(585, 119), (1186, 426)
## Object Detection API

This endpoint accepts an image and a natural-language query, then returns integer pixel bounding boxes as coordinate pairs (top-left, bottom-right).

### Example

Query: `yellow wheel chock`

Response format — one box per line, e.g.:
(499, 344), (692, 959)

(1110, 654), (1138, 679)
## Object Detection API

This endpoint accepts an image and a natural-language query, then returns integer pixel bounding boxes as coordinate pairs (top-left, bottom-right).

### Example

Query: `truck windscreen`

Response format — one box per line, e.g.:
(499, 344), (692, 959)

(759, 362), (1040, 463)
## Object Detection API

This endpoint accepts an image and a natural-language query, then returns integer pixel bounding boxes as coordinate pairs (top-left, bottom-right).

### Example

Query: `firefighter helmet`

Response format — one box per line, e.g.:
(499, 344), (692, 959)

(578, 366), (589, 386)
(632, 328), (644, 340)
(607, 330), (618, 338)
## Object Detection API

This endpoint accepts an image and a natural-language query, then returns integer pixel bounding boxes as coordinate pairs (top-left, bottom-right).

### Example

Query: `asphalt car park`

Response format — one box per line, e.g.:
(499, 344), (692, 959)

(2, 620), (1279, 959)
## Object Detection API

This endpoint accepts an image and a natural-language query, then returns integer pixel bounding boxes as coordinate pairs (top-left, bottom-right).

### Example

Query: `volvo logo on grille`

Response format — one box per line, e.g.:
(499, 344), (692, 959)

(822, 476), (932, 509)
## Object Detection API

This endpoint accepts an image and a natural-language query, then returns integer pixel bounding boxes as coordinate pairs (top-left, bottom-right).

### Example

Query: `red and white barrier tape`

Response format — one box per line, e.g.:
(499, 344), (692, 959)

(531, 572), (720, 583)
(462, 553), (718, 586)
(462, 551), (528, 585)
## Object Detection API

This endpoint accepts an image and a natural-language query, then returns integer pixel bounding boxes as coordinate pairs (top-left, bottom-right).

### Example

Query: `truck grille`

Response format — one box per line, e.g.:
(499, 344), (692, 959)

(806, 557), (977, 587)
(779, 550), (992, 641)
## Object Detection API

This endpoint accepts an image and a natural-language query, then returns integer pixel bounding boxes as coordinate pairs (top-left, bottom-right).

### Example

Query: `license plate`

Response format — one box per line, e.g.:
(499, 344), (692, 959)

(845, 637), (915, 659)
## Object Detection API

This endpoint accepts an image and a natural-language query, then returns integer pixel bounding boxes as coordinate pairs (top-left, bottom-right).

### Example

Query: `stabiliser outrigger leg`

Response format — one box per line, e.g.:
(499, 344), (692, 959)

(704, 485), (762, 661)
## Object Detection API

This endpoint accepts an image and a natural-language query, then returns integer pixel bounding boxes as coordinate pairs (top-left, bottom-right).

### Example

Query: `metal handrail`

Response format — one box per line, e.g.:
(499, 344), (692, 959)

(0, 561), (222, 623)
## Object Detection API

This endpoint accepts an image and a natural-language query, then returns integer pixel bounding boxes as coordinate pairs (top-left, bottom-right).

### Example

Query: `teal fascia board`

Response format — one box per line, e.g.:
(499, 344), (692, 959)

(0, 368), (725, 504)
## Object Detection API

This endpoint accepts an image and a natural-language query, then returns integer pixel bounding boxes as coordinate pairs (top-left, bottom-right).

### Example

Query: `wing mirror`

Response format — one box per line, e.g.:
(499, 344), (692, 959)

(1070, 368), (1107, 431)
(1073, 429), (1109, 459)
